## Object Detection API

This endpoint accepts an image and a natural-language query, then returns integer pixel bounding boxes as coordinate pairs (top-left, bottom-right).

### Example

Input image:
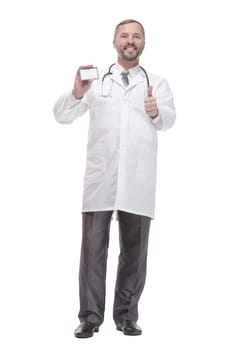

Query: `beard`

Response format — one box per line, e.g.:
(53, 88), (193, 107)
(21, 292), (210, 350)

(122, 52), (139, 61)
(120, 44), (143, 62)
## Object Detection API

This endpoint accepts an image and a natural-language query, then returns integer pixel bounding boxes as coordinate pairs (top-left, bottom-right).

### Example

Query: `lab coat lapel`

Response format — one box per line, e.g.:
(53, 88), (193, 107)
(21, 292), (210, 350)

(130, 73), (145, 89)
(111, 70), (124, 87)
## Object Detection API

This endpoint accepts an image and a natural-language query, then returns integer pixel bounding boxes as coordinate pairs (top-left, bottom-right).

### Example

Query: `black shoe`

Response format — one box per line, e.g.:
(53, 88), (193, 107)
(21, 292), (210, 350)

(74, 322), (99, 338)
(116, 320), (142, 336)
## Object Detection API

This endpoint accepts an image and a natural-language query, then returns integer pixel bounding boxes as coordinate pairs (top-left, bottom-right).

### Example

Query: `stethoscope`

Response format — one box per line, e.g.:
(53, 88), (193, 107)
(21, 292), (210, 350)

(101, 63), (150, 97)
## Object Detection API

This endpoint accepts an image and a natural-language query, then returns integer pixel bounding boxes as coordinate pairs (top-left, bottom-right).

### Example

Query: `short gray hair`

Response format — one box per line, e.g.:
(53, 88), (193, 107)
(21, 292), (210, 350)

(114, 19), (145, 40)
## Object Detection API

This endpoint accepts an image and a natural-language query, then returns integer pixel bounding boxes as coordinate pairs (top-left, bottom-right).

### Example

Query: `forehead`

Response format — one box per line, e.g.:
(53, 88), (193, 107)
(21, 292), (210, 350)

(116, 22), (144, 36)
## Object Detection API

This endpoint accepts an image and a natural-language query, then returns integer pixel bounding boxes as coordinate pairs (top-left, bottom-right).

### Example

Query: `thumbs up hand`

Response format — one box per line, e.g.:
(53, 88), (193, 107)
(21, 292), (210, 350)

(144, 86), (158, 119)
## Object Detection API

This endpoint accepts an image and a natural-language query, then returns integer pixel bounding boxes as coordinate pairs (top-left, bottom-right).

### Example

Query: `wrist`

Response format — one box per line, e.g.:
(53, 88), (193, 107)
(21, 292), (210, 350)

(72, 89), (83, 100)
(150, 112), (158, 119)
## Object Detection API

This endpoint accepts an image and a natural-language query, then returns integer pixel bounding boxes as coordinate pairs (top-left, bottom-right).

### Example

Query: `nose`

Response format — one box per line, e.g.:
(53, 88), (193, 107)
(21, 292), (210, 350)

(128, 35), (133, 44)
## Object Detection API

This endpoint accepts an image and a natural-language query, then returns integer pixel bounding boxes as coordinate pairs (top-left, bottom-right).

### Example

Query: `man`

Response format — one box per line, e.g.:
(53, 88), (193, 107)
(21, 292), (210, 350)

(53, 19), (176, 338)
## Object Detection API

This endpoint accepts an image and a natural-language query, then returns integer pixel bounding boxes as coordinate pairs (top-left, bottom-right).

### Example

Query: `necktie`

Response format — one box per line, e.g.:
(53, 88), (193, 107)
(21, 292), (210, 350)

(121, 71), (129, 87)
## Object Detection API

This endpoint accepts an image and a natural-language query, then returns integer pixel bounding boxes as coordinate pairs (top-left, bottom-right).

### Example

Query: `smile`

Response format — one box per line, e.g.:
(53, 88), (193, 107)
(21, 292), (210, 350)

(124, 45), (137, 50)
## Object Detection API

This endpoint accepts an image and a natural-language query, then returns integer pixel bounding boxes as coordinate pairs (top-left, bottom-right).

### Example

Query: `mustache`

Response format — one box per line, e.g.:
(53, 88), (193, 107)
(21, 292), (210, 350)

(124, 44), (137, 49)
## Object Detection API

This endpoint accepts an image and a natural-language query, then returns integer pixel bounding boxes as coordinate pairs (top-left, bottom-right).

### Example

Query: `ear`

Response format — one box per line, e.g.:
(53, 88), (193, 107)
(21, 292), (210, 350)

(113, 40), (116, 49)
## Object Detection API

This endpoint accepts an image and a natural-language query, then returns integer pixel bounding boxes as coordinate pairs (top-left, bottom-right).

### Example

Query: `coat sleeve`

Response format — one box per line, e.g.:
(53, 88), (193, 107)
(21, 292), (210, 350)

(151, 78), (176, 131)
(53, 90), (89, 124)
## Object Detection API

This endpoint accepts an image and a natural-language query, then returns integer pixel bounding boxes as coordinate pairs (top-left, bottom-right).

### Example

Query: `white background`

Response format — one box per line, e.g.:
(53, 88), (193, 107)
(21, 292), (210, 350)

(0, 0), (233, 349)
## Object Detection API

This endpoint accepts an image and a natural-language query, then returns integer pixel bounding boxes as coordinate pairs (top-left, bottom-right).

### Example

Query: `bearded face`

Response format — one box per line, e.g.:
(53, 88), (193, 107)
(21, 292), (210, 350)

(113, 22), (145, 64)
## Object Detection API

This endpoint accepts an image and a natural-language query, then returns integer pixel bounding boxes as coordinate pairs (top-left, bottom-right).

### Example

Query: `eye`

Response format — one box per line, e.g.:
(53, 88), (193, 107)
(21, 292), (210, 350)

(134, 34), (142, 39)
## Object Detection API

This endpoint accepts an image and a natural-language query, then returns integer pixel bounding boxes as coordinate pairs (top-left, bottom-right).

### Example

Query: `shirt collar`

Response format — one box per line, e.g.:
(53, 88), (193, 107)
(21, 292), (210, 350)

(115, 63), (140, 78)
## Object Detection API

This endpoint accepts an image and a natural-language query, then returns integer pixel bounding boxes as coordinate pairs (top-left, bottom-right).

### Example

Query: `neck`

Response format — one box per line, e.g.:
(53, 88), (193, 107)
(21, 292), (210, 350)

(117, 58), (139, 70)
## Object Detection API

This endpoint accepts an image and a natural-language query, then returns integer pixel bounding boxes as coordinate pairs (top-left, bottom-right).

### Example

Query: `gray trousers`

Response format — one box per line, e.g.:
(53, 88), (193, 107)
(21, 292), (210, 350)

(78, 210), (151, 326)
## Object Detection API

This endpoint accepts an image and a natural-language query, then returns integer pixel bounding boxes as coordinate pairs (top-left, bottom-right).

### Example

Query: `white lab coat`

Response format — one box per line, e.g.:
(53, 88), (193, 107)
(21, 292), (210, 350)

(53, 64), (176, 219)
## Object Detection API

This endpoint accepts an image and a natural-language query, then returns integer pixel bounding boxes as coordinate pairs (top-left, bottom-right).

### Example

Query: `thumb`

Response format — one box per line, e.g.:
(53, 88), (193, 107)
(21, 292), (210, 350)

(147, 86), (153, 97)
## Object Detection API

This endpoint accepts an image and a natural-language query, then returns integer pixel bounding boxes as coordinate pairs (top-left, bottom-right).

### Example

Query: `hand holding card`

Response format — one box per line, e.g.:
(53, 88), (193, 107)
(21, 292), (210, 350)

(72, 65), (98, 99)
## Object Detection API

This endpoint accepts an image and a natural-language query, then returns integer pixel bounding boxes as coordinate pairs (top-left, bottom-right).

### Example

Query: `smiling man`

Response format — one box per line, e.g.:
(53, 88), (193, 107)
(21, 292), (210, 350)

(53, 19), (176, 338)
(113, 20), (145, 64)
